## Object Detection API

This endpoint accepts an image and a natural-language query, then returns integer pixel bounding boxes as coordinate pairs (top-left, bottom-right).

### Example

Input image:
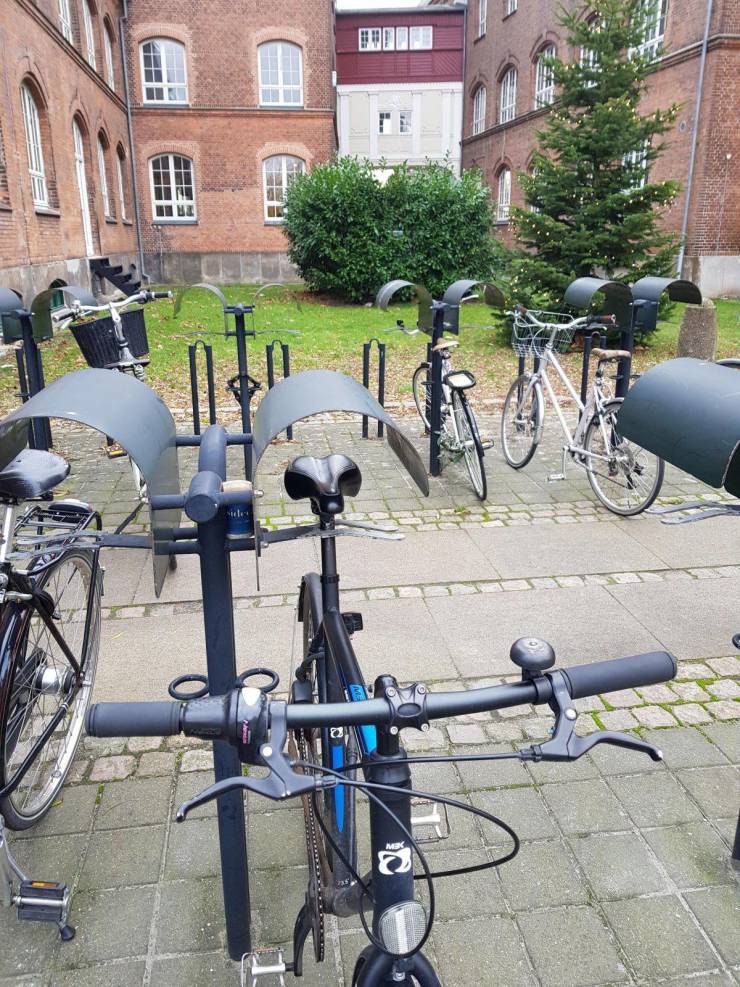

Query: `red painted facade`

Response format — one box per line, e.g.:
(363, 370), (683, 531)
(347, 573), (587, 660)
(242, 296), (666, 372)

(336, 9), (464, 85)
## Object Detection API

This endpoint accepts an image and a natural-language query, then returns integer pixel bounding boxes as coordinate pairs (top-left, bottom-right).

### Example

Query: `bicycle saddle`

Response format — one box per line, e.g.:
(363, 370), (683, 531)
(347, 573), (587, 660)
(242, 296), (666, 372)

(592, 348), (631, 362)
(0, 448), (70, 502)
(284, 454), (362, 516)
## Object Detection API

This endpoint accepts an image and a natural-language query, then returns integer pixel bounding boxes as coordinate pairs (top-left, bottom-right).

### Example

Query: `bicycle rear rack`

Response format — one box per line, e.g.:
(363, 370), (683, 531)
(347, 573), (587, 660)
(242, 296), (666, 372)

(9, 501), (99, 560)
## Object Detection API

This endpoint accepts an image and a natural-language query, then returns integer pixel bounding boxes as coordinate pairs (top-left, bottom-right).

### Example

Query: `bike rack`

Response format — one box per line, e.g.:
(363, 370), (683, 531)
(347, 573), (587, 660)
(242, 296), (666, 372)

(579, 330), (608, 409)
(188, 339), (217, 435)
(265, 339), (293, 439)
(361, 338), (386, 438)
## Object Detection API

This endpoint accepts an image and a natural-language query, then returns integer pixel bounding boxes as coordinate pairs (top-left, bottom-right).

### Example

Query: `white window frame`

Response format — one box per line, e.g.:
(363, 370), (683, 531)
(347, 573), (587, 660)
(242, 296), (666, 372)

(104, 25), (115, 90)
(623, 142), (650, 190)
(534, 45), (556, 108)
(359, 28), (382, 51)
(505, 0), (517, 16)
(140, 39), (188, 105)
(496, 168), (511, 222)
(97, 138), (111, 217)
(116, 151), (127, 221)
(262, 155), (304, 223)
(82, 0), (97, 69)
(378, 111), (392, 135)
(410, 26), (433, 50)
(472, 86), (486, 135)
(580, 20), (601, 86)
(396, 27), (408, 50)
(478, 0), (487, 37)
(21, 84), (48, 208)
(149, 154), (196, 221)
(633, 0), (667, 57)
(258, 42), (303, 107)
(58, 0), (73, 42)
(499, 67), (517, 123)
(383, 27), (395, 50)
(399, 111), (412, 135)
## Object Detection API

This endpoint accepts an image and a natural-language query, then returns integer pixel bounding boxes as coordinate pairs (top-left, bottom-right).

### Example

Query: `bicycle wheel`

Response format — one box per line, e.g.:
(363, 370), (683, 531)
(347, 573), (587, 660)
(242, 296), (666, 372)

(451, 391), (487, 501)
(584, 398), (665, 516)
(0, 550), (101, 829)
(412, 363), (432, 431)
(501, 374), (542, 469)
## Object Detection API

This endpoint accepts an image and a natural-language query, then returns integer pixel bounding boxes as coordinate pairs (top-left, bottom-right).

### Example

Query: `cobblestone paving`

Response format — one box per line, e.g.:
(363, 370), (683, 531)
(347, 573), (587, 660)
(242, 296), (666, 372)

(2, 409), (738, 986)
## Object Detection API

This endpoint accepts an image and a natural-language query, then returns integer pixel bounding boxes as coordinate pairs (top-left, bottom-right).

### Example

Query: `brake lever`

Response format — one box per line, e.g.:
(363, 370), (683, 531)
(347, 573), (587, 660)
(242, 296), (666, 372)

(175, 703), (336, 821)
(519, 671), (664, 764)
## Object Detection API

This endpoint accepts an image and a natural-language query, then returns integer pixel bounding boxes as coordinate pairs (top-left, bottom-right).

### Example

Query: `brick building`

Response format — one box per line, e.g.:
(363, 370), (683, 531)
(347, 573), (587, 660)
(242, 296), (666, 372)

(336, 5), (464, 175)
(461, 0), (740, 296)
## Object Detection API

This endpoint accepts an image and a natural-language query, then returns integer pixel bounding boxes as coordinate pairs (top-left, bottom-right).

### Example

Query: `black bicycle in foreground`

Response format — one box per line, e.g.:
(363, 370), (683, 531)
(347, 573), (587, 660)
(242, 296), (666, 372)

(87, 452), (677, 986)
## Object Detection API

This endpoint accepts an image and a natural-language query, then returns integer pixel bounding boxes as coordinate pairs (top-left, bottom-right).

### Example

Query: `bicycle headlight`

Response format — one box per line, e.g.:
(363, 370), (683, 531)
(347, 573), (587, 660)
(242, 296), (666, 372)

(377, 900), (427, 955)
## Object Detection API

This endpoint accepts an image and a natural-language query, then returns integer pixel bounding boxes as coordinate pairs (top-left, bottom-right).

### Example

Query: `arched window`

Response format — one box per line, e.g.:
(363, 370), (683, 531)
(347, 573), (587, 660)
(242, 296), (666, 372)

(499, 67), (517, 123)
(141, 40), (188, 104)
(258, 42), (303, 107)
(496, 167), (511, 222)
(263, 155), (305, 221)
(97, 134), (111, 217)
(58, 0), (73, 42)
(21, 83), (48, 207)
(534, 45), (556, 107)
(82, 0), (97, 69)
(527, 162), (540, 212)
(580, 16), (601, 85)
(150, 154), (195, 220)
(477, 0), (487, 37)
(634, 0), (667, 57)
(116, 145), (128, 221)
(472, 86), (486, 135)
(104, 20), (116, 90)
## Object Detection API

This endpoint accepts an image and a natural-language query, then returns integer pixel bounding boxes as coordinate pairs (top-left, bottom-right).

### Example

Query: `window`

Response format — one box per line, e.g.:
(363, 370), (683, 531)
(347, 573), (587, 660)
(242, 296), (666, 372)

(97, 137), (111, 216)
(623, 142), (649, 189)
(580, 18), (601, 85)
(21, 84), (48, 207)
(258, 42), (303, 106)
(263, 155), (304, 222)
(150, 154), (195, 220)
(534, 45), (556, 107)
(496, 168), (511, 222)
(82, 0), (97, 69)
(383, 27), (395, 50)
(410, 26), (433, 49)
(505, 0), (517, 15)
(399, 111), (412, 135)
(104, 23), (115, 90)
(116, 147), (127, 221)
(359, 28), (382, 50)
(478, 0), (487, 37)
(528, 164), (540, 212)
(58, 0), (73, 42)
(472, 85), (486, 135)
(396, 27), (408, 49)
(378, 111), (392, 134)
(141, 40), (188, 103)
(633, 0), (666, 57)
(499, 67), (517, 123)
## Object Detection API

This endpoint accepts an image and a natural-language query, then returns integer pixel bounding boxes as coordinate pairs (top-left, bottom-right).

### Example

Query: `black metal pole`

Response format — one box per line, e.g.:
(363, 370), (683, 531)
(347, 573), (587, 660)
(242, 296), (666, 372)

(362, 343), (370, 439)
(196, 424), (251, 960)
(15, 348), (29, 403)
(34, 345), (52, 449)
(580, 332), (599, 409)
(429, 305), (445, 477)
(19, 314), (47, 451)
(233, 309), (252, 478)
(377, 342), (385, 438)
(205, 343), (216, 427)
(281, 343), (292, 440)
(616, 308), (635, 399)
(188, 344), (201, 435)
(732, 811), (740, 870)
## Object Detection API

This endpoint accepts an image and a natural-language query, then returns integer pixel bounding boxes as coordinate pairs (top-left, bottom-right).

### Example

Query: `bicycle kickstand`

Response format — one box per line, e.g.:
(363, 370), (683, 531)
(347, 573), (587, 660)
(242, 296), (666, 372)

(0, 815), (75, 940)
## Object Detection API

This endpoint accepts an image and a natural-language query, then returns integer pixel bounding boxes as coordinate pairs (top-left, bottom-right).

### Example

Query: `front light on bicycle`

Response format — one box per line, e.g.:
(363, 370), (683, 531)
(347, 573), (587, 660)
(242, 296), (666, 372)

(378, 900), (427, 955)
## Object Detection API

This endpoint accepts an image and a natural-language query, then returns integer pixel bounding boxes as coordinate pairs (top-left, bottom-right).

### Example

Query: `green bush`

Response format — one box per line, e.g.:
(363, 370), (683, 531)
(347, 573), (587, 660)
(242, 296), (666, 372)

(283, 158), (500, 303)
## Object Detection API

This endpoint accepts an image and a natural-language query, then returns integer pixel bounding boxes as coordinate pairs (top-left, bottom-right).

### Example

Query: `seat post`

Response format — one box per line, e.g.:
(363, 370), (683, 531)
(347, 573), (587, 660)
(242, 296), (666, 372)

(0, 504), (16, 565)
(319, 514), (340, 612)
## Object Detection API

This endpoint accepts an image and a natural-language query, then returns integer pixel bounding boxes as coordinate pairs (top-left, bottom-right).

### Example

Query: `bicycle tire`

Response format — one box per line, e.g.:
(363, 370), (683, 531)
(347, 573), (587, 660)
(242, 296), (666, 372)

(412, 363), (432, 432)
(501, 374), (542, 469)
(584, 397), (665, 516)
(0, 549), (102, 829)
(451, 391), (487, 501)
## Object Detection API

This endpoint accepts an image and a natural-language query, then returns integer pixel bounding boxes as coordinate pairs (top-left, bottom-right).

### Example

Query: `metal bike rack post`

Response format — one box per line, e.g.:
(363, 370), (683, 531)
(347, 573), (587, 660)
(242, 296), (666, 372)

(361, 338), (386, 438)
(428, 304), (446, 476)
(188, 339), (216, 435)
(563, 277), (634, 398)
(579, 331), (607, 408)
(265, 339), (293, 440)
(226, 306), (254, 479)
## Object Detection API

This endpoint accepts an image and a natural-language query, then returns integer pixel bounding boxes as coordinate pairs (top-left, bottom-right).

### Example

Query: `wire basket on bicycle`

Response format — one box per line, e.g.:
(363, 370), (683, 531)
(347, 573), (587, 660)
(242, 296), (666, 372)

(511, 309), (576, 357)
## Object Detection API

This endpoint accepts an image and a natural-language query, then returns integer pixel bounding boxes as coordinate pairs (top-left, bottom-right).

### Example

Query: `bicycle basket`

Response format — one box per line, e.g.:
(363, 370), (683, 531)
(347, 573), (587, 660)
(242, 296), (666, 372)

(71, 308), (149, 368)
(511, 310), (576, 358)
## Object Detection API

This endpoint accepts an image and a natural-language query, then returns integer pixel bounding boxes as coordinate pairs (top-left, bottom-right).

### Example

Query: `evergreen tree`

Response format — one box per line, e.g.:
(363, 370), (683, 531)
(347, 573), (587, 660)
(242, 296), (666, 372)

(504, 0), (681, 307)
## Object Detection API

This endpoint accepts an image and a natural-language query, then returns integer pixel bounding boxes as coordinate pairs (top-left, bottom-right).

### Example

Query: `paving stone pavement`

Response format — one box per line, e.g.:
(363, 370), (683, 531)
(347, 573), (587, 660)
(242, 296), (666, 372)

(2, 410), (738, 987)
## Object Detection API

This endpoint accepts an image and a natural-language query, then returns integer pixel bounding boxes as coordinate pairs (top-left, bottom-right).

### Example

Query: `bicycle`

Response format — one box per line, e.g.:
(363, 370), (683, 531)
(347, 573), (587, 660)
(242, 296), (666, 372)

(86, 449), (677, 985)
(500, 306), (665, 515)
(0, 426), (103, 937)
(387, 322), (489, 500)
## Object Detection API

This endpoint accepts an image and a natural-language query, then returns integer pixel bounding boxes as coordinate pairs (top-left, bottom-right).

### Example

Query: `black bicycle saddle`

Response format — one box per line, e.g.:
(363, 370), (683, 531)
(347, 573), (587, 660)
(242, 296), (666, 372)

(0, 448), (70, 502)
(284, 454), (362, 516)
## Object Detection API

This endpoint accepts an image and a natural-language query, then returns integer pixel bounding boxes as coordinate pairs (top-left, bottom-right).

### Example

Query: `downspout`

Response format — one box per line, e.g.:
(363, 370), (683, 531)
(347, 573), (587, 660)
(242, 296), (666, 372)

(119, 0), (148, 283)
(676, 0), (713, 277)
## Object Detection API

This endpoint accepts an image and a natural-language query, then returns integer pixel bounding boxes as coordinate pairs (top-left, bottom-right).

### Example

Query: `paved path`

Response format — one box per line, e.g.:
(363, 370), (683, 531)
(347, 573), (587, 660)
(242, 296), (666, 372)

(2, 412), (738, 987)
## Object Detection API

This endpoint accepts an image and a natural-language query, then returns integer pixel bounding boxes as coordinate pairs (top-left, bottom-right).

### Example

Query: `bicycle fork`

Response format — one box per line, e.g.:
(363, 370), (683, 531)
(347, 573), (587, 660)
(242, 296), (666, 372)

(0, 814), (75, 940)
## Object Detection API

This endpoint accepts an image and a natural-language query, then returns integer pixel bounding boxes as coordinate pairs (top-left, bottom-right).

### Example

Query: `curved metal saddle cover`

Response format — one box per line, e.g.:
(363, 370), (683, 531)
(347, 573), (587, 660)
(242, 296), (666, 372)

(251, 369), (429, 529)
(0, 369), (180, 595)
(617, 358), (740, 497)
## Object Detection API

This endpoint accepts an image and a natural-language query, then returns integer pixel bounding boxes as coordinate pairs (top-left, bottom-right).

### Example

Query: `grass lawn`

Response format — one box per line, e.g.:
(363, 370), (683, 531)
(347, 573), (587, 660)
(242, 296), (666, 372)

(1, 284), (737, 417)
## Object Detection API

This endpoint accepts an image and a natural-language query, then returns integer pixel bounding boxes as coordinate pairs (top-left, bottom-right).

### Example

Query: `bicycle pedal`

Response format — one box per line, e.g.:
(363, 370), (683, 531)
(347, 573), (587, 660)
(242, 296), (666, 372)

(547, 473), (566, 482)
(480, 440), (495, 451)
(16, 880), (71, 927)
(105, 442), (126, 459)
(241, 948), (288, 987)
(411, 798), (451, 843)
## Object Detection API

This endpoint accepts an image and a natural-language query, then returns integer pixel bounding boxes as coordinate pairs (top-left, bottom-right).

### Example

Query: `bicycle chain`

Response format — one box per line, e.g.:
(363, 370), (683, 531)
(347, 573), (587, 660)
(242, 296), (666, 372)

(290, 728), (325, 963)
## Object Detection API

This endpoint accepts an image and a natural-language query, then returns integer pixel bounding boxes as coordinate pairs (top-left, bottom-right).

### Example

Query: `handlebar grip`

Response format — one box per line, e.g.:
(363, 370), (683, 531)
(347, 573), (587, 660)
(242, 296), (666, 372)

(561, 651), (677, 701)
(150, 291), (172, 299)
(86, 701), (183, 738)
